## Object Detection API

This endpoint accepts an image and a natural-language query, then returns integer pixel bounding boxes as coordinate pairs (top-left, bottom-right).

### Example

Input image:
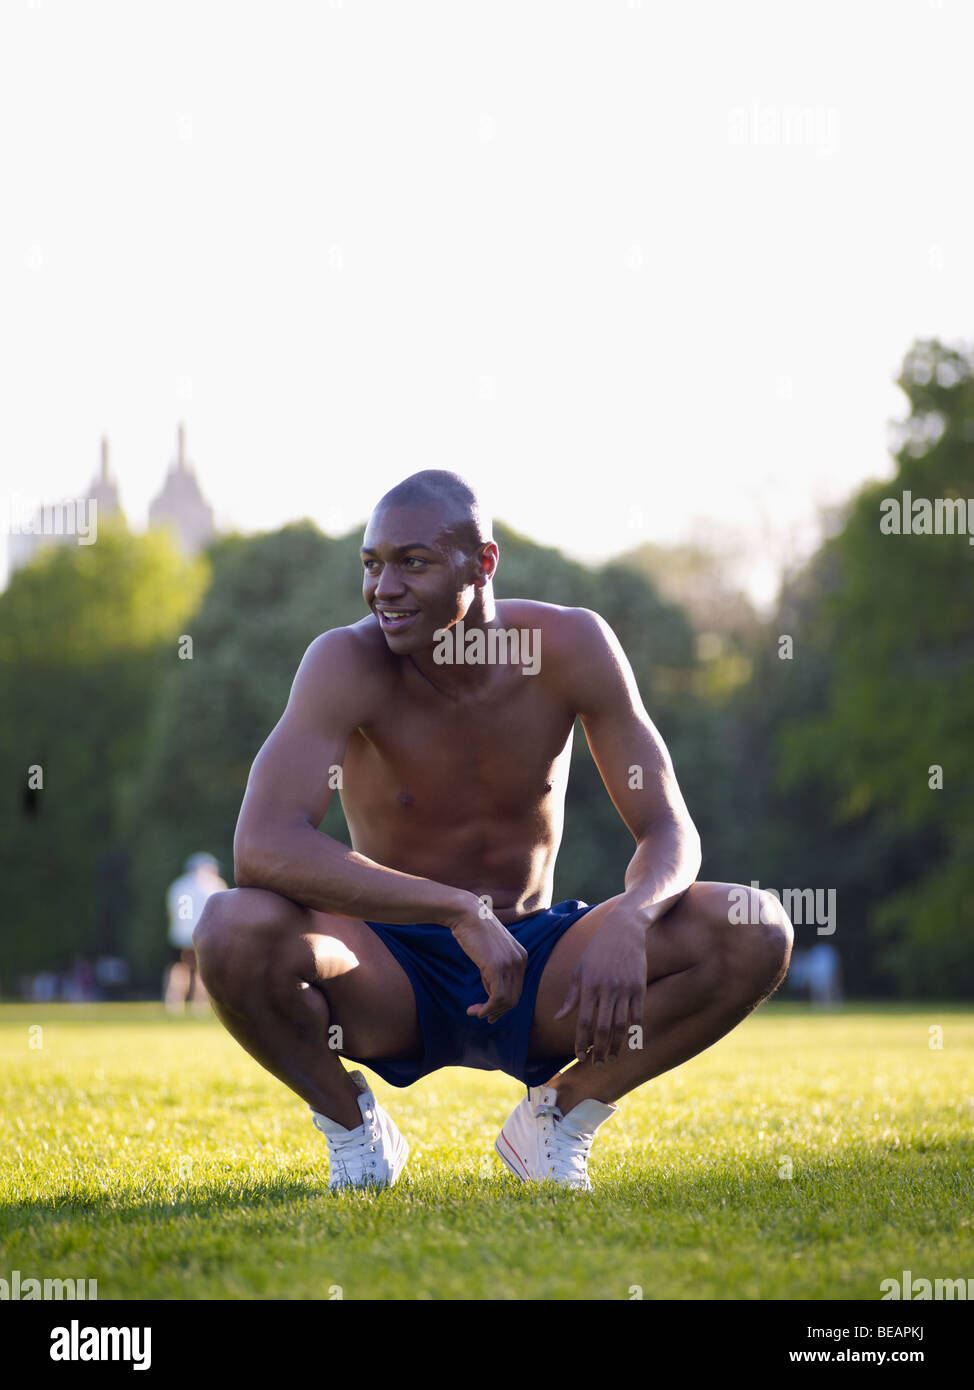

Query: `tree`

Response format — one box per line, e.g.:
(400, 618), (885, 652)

(773, 339), (974, 993)
(0, 518), (208, 980)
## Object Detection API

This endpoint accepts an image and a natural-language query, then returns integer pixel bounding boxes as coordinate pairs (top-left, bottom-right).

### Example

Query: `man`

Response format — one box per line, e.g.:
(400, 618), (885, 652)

(194, 471), (792, 1191)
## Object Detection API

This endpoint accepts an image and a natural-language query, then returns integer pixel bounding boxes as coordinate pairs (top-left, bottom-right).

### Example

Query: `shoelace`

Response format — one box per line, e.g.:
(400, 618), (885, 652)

(328, 1104), (382, 1183)
(534, 1098), (594, 1184)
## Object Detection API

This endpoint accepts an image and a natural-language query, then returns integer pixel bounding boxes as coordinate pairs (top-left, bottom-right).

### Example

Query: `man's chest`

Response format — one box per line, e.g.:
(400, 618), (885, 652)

(347, 678), (576, 810)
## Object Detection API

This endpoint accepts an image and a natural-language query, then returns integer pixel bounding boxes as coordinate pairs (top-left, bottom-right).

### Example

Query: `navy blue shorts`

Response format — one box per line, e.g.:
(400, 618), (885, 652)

(343, 899), (598, 1089)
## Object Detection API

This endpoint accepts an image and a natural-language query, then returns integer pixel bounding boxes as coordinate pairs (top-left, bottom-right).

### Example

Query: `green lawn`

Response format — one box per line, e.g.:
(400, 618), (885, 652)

(1, 1002), (971, 1300)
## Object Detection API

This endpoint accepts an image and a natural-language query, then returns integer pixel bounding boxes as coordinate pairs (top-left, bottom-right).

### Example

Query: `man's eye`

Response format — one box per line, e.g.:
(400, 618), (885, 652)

(364, 557), (425, 572)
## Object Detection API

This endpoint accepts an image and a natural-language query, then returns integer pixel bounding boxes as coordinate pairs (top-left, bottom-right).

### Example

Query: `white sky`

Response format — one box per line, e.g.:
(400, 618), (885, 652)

(2, 0), (972, 607)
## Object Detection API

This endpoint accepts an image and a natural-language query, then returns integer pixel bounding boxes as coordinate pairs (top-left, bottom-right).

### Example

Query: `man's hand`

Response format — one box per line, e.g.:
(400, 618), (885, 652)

(554, 902), (649, 1065)
(444, 896), (529, 1024)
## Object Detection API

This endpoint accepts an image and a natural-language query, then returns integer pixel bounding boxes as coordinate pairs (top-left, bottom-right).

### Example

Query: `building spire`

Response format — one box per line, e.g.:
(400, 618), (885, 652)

(100, 435), (110, 482)
(149, 424), (214, 556)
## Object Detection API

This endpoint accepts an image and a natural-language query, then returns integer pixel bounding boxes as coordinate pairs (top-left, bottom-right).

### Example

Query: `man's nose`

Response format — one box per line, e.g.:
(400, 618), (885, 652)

(374, 566), (407, 599)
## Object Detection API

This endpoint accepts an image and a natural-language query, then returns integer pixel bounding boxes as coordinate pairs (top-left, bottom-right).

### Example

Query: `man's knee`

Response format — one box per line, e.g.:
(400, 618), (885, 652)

(193, 887), (303, 995)
(729, 886), (793, 993)
(692, 882), (793, 996)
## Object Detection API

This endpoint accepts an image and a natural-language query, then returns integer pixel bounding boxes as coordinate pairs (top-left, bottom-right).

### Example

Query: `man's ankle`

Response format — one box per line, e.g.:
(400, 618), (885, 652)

(311, 1078), (366, 1132)
(552, 1079), (616, 1120)
(552, 1083), (577, 1117)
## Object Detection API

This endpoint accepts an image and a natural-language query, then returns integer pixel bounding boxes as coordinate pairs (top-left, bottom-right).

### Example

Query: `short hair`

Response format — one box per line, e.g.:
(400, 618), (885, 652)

(373, 470), (492, 557)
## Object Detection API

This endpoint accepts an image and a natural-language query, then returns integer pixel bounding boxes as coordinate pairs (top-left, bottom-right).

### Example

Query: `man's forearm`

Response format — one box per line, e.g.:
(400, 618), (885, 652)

(234, 822), (472, 926)
(621, 814), (702, 928)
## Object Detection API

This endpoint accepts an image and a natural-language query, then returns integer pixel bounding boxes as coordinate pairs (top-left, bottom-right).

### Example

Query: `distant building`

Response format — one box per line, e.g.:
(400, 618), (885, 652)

(148, 424), (215, 557)
(89, 437), (123, 520)
(6, 427), (217, 584)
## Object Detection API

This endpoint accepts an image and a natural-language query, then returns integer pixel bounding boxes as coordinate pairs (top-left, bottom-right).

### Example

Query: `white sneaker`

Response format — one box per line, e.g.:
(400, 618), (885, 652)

(311, 1071), (408, 1191)
(495, 1085), (615, 1191)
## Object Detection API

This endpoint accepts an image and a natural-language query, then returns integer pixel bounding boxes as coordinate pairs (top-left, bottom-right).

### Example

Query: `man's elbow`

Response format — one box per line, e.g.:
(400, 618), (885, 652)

(232, 826), (270, 888)
(232, 855), (262, 889)
(233, 859), (262, 889)
(684, 817), (703, 878)
(233, 817), (317, 890)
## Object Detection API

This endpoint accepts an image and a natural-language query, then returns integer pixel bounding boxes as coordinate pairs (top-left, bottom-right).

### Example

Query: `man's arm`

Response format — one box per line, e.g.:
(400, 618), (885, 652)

(233, 629), (469, 925)
(571, 609), (702, 924)
(553, 607), (702, 1061)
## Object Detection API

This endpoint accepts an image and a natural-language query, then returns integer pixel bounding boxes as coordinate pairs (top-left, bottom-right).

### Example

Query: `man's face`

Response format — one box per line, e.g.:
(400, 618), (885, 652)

(361, 501), (483, 650)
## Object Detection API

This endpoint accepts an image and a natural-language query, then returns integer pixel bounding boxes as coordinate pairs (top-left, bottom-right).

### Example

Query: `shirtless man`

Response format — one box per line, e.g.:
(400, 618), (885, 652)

(193, 470), (793, 1191)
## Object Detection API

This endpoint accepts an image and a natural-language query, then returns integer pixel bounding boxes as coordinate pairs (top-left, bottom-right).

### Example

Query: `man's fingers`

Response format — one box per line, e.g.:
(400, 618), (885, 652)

(467, 980), (499, 1020)
(606, 995), (631, 1063)
(486, 945), (527, 1020)
(468, 1001), (507, 1022)
(591, 992), (618, 1065)
(574, 987), (598, 1061)
(473, 975), (516, 1023)
(567, 967), (648, 1062)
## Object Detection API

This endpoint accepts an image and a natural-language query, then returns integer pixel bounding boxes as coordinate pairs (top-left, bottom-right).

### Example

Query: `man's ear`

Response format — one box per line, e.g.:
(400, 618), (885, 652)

(476, 542), (499, 584)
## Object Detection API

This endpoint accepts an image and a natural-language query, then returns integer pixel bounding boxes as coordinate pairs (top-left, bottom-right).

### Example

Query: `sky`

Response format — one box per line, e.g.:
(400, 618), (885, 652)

(2, 0), (972, 607)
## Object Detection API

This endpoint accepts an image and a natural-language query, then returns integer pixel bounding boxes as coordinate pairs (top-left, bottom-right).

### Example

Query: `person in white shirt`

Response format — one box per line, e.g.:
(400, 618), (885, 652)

(165, 853), (227, 1013)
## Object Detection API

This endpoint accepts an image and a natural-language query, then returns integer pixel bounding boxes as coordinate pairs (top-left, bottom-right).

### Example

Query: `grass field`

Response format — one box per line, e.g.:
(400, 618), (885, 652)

(1, 1001), (971, 1300)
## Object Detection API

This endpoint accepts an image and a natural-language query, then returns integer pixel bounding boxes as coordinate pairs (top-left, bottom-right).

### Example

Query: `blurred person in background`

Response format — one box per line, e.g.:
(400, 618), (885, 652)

(165, 853), (227, 1014)
(805, 941), (842, 1009)
(63, 957), (97, 1002)
(95, 955), (131, 1001)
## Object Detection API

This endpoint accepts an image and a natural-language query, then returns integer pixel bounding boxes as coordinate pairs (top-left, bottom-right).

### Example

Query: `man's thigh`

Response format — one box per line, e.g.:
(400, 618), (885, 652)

(209, 888), (423, 1062)
(304, 907), (424, 1062)
(528, 884), (734, 1059)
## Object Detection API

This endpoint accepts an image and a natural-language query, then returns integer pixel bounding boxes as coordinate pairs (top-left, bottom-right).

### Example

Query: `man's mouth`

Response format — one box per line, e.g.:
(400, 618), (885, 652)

(376, 608), (419, 632)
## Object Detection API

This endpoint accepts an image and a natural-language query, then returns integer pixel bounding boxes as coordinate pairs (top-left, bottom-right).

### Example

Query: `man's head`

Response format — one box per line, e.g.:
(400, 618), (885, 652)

(185, 852), (220, 875)
(361, 470), (497, 650)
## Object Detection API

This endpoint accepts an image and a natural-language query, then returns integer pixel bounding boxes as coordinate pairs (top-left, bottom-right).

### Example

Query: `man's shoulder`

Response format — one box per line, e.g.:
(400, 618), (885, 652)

(291, 619), (395, 719)
(496, 598), (604, 636)
(496, 600), (608, 654)
(497, 601), (615, 703)
(301, 617), (393, 671)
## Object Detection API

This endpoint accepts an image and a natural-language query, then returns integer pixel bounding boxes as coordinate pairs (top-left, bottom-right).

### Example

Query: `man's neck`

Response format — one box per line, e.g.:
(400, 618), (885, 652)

(405, 590), (505, 696)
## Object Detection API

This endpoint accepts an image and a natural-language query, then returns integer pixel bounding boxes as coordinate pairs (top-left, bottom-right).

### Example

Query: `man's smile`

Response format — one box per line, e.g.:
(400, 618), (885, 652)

(376, 607), (419, 632)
